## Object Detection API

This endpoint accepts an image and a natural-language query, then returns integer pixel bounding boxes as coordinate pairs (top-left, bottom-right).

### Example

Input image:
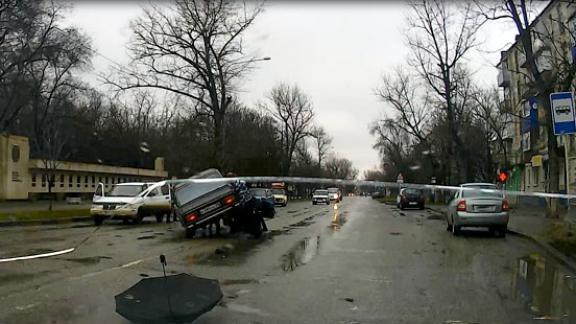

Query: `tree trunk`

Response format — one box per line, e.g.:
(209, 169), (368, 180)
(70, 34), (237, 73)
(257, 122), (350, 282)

(541, 95), (560, 217)
(213, 112), (225, 170)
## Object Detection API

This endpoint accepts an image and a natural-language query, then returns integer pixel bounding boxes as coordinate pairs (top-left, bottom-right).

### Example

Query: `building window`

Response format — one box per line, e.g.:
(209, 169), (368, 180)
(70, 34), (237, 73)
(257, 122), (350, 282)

(69, 175), (73, 188)
(92, 176), (95, 187)
(31, 173), (37, 187)
(85, 176), (89, 188)
(533, 166), (539, 186)
(105, 177), (108, 184)
(77, 175), (81, 188)
(11, 145), (20, 162)
(60, 174), (64, 187)
(41, 174), (46, 187)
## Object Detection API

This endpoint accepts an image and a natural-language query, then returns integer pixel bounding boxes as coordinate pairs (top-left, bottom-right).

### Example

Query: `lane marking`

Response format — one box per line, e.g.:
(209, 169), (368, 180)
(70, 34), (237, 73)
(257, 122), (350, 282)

(0, 248), (75, 263)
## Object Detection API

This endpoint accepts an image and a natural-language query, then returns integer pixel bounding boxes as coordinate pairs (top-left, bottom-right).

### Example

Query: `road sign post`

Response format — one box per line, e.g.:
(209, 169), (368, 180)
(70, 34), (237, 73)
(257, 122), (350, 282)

(550, 92), (576, 213)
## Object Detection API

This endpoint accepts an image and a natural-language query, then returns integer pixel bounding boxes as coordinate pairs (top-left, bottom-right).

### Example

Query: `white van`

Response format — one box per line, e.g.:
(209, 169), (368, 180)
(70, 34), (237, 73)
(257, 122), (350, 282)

(90, 181), (172, 225)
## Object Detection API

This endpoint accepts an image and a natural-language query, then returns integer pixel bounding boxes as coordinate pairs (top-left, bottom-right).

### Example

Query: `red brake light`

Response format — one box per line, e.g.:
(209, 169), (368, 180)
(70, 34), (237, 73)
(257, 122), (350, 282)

(502, 199), (510, 211)
(223, 195), (236, 206)
(456, 200), (467, 211)
(185, 213), (198, 222)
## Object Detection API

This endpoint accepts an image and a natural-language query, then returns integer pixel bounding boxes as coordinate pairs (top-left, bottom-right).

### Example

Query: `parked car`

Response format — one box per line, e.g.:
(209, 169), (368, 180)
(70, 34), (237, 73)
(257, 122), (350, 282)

(90, 181), (171, 225)
(396, 188), (425, 210)
(327, 187), (342, 202)
(172, 169), (268, 238)
(271, 188), (288, 206)
(446, 183), (509, 237)
(312, 189), (330, 205)
(248, 188), (276, 219)
(371, 191), (384, 199)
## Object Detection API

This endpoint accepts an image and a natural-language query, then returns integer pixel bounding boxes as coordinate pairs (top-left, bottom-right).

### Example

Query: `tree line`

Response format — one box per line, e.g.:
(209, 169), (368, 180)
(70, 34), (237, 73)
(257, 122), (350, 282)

(1, 0), (358, 182)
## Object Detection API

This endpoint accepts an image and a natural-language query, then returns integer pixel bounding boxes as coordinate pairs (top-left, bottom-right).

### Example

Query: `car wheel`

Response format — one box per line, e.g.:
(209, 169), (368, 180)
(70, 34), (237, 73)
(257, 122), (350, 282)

(122, 218), (130, 225)
(451, 220), (460, 236)
(185, 228), (196, 238)
(93, 216), (104, 226)
(419, 204), (425, 210)
(155, 214), (164, 223)
(493, 225), (507, 238)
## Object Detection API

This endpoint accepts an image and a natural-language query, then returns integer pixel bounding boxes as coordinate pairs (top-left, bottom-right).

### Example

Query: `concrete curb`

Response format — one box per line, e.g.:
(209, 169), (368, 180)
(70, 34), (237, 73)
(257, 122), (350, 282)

(507, 227), (576, 273)
(0, 216), (91, 228)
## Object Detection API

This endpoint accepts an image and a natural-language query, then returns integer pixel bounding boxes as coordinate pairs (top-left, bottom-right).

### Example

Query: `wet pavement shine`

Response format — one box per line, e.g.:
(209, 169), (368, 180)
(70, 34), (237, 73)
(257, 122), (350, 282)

(0, 197), (574, 323)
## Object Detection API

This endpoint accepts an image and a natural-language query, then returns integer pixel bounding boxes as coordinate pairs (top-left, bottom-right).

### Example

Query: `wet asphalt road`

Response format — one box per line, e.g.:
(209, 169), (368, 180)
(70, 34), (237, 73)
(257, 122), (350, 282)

(0, 197), (574, 323)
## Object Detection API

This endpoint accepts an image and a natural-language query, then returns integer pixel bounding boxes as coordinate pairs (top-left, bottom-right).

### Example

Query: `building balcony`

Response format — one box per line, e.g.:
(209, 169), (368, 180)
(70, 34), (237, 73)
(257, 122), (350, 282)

(497, 69), (510, 87)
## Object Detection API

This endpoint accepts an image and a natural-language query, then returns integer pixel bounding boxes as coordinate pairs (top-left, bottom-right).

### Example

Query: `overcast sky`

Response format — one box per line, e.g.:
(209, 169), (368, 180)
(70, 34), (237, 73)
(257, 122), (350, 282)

(62, 1), (517, 177)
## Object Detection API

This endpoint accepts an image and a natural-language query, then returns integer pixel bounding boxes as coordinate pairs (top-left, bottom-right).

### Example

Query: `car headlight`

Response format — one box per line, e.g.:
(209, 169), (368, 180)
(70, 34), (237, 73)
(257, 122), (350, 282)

(91, 204), (103, 210)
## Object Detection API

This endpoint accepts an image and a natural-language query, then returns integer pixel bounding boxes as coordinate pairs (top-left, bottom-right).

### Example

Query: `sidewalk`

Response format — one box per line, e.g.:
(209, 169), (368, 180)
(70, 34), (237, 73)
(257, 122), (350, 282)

(0, 200), (91, 213)
(427, 204), (576, 271)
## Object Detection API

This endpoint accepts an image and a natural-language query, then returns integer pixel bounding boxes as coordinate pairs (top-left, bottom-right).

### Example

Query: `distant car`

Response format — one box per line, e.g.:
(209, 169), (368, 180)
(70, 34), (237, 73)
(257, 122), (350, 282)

(249, 188), (275, 219)
(446, 183), (509, 237)
(312, 189), (330, 205)
(327, 187), (342, 202)
(396, 188), (425, 210)
(371, 191), (384, 199)
(271, 188), (288, 206)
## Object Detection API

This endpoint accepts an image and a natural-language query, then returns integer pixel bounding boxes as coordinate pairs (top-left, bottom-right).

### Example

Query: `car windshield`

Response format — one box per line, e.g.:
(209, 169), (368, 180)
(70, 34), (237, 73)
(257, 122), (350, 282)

(250, 188), (267, 197)
(403, 189), (420, 195)
(271, 189), (285, 195)
(328, 188), (338, 193)
(461, 186), (502, 198)
(106, 185), (144, 197)
(314, 190), (328, 195)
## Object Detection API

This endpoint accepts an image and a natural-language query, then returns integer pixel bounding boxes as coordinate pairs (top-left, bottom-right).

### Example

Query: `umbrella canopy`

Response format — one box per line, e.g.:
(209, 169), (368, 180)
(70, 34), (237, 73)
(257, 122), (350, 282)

(115, 273), (222, 323)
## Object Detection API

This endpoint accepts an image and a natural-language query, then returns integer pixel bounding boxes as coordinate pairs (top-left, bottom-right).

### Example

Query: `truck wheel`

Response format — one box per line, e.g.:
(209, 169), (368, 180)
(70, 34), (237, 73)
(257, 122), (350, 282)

(93, 216), (104, 226)
(185, 228), (196, 238)
(155, 214), (163, 223)
(133, 210), (144, 224)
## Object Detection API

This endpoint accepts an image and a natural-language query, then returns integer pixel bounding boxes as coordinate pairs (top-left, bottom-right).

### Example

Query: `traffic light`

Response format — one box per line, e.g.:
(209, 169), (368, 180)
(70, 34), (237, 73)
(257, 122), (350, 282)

(497, 170), (508, 183)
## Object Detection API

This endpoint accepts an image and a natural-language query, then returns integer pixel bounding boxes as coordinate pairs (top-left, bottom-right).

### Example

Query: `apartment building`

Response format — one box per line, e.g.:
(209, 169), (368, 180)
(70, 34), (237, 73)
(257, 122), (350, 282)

(498, 1), (576, 195)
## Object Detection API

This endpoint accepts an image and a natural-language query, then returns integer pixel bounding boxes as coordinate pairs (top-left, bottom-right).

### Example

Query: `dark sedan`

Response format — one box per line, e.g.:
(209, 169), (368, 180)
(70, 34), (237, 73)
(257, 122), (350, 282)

(248, 188), (276, 219)
(397, 188), (425, 210)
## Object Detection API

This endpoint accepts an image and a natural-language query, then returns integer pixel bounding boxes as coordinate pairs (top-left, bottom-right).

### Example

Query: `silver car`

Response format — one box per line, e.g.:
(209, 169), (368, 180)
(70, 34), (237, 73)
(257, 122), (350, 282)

(446, 183), (509, 237)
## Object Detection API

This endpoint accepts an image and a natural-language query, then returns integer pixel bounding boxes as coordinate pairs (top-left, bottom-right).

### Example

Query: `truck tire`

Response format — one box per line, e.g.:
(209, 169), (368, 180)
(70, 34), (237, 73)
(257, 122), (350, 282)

(155, 214), (163, 223)
(93, 216), (104, 226)
(250, 221), (263, 238)
(133, 209), (144, 224)
(185, 228), (196, 238)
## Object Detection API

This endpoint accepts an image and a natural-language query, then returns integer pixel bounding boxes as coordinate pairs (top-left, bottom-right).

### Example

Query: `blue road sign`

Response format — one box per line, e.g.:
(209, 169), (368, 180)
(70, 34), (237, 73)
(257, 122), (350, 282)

(550, 92), (576, 135)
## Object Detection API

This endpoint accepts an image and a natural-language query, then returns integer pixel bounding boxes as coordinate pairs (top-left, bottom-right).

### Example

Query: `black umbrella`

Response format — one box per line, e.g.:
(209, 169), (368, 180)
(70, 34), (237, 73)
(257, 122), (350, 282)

(115, 255), (223, 323)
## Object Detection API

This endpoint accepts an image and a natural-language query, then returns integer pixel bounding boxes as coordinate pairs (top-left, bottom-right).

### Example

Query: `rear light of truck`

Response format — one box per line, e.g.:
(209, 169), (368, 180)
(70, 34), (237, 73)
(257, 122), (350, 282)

(502, 199), (510, 211)
(185, 212), (198, 222)
(223, 195), (236, 206)
(456, 200), (467, 211)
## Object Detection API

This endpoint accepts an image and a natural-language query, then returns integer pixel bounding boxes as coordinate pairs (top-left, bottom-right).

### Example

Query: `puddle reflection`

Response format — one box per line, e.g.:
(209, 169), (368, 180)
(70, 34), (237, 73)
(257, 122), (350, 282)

(280, 236), (320, 272)
(513, 253), (576, 321)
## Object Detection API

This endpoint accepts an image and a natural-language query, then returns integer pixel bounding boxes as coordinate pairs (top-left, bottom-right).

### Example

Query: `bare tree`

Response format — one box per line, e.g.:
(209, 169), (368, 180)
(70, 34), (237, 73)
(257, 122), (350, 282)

(407, 0), (484, 182)
(39, 122), (67, 211)
(106, 0), (262, 169)
(309, 126), (332, 171)
(263, 83), (315, 175)
(324, 155), (358, 180)
(0, 0), (84, 132)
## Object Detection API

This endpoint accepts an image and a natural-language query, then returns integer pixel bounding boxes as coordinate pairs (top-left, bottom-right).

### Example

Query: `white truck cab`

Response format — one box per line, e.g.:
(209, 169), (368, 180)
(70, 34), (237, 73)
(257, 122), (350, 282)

(90, 181), (172, 225)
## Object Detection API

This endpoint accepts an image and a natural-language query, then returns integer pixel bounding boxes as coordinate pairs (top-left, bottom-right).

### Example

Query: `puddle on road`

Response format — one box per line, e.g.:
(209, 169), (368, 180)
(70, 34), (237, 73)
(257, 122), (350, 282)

(513, 253), (576, 321)
(137, 235), (156, 240)
(280, 236), (321, 272)
(220, 278), (261, 286)
(63, 256), (112, 264)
